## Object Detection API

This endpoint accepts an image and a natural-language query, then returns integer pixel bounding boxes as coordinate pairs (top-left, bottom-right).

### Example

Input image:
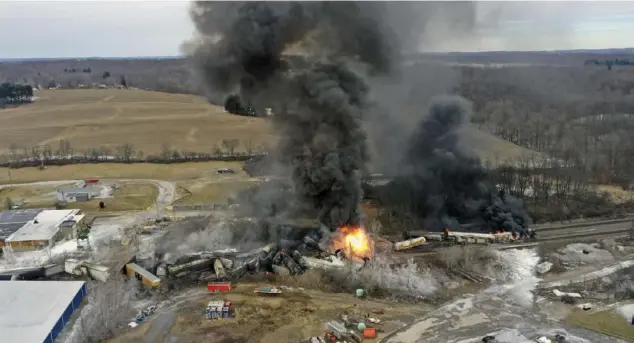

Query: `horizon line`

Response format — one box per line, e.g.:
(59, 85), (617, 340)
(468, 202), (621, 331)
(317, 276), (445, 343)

(2, 47), (634, 61)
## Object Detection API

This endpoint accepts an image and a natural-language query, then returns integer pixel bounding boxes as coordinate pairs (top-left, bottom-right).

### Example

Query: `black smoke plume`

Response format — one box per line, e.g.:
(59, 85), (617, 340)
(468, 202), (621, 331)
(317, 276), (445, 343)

(277, 63), (370, 229)
(382, 96), (533, 234)
(187, 1), (532, 238)
(187, 1), (400, 231)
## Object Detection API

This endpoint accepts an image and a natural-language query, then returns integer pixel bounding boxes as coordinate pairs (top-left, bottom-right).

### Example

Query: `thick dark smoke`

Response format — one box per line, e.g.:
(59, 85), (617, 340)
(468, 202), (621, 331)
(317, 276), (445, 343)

(277, 63), (370, 228)
(187, 1), (533, 237)
(187, 1), (400, 230)
(384, 96), (533, 234)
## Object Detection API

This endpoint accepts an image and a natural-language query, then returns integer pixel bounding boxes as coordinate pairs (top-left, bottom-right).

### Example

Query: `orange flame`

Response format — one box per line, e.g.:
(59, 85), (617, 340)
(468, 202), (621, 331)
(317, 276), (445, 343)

(334, 225), (372, 258)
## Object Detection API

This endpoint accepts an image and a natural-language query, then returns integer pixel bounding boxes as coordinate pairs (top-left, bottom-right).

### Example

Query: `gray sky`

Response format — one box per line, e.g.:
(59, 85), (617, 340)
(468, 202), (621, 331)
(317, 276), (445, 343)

(2, 1), (634, 58)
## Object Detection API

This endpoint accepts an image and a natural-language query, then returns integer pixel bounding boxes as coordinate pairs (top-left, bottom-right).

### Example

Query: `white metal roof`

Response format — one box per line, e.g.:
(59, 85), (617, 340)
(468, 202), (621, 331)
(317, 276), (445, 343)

(0, 280), (86, 343)
(449, 232), (513, 238)
(57, 187), (101, 194)
(449, 232), (496, 238)
(6, 209), (81, 242)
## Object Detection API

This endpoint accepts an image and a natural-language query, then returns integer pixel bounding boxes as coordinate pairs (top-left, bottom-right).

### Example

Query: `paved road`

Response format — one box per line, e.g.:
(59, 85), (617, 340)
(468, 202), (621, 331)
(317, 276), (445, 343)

(140, 312), (177, 343)
(120, 179), (177, 222)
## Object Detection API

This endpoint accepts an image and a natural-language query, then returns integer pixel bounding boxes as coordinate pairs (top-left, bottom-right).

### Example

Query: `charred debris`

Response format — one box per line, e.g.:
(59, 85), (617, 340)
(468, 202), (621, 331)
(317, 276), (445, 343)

(130, 219), (370, 286)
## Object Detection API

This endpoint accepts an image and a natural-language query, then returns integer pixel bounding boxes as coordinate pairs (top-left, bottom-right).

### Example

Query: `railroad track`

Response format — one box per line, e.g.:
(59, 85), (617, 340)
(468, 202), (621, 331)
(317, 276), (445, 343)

(536, 216), (634, 232)
(537, 228), (631, 241)
(391, 228), (632, 258)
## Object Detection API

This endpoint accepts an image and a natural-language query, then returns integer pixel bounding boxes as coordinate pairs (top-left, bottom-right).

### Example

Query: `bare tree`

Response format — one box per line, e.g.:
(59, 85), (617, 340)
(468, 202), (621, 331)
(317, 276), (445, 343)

(41, 144), (52, 160)
(58, 139), (72, 157)
(211, 144), (222, 156)
(160, 143), (172, 161)
(8, 143), (18, 161)
(100, 146), (112, 160)
(5, 197), (13, 210)
(116, 143), (134, 163)
(69, 278), (137, 343)
(222, 138), (239, 156)
(244, 139), (254, 155)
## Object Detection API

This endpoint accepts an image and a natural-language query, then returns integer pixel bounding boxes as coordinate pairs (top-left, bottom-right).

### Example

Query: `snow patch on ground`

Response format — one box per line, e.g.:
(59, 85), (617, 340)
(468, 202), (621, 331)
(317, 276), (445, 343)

(616, 304), (634, 322)
(554, 243), (615, 265)
(450, 328), (533, 343)
(540, 260), (634, 289)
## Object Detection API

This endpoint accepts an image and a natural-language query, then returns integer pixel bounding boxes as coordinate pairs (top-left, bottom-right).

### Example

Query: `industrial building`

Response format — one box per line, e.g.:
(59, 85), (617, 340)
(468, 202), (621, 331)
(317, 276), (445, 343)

(0, 209), (44, 248)
(1, 209), (85, 251)
(56, 186), (102, 203)
(0, 281), (87, 343)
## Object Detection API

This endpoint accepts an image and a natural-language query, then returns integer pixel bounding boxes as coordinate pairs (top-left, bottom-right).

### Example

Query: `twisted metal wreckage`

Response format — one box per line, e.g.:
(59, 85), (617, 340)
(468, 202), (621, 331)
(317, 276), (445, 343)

(144, 235), (374, 286)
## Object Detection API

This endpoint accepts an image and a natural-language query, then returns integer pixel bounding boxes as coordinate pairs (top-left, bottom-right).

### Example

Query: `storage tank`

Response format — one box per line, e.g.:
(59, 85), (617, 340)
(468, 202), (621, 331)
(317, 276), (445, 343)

(393, 237), (427, 251)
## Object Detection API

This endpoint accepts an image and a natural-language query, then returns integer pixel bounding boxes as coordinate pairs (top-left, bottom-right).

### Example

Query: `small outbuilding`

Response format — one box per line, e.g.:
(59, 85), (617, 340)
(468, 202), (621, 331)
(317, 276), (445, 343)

(56, 187), (102, 203)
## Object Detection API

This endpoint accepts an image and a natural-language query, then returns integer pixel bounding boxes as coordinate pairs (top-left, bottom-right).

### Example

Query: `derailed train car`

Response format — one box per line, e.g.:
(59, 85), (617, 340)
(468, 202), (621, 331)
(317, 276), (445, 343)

(403, 226), (535, 246)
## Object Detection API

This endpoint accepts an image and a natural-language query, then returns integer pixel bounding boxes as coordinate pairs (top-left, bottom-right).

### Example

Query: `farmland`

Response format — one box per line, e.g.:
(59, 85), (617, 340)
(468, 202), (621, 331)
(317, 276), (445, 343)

(0, 88), (535, 167)
(0, 89), (275, 156)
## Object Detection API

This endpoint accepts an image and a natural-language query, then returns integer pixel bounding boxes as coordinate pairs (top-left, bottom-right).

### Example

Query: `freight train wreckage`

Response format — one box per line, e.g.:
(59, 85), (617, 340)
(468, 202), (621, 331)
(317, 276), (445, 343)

(124, 244), (368, 288)
(123, 225), (379, 288)
(120, 218), (536, 288)
(122, 220), (431, 288)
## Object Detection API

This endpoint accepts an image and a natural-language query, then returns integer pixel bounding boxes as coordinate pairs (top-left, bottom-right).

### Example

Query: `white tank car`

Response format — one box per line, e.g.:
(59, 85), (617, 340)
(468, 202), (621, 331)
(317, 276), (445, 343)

(446, 231), (514, 244)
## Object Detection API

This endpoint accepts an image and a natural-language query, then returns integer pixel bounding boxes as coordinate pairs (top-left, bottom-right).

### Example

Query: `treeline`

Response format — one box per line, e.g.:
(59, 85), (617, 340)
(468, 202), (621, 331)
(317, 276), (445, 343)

(461, 64), (634, 188)
(4, 54), (634, 188)
(489, 154), (633, 223)
(0, 139), (267, 169)
(0, 58), (197, 95)
(242, 153), (633, 225)
(0, 83), (33, 107)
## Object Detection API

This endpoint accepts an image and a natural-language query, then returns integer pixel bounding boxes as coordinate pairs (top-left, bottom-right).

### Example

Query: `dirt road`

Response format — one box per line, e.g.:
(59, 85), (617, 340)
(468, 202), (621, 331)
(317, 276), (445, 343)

(112, 283), (431, 343)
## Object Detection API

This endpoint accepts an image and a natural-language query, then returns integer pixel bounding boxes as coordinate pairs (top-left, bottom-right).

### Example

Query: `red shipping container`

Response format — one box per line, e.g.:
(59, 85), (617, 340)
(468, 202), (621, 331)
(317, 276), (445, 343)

(363, 328), (376, 339)
(208, 282), (231, 292)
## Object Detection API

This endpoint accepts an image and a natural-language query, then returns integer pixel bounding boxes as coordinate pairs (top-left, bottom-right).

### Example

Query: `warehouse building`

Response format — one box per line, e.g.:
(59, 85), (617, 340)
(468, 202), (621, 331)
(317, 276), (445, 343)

(0, 281), (87, 343)
(56, 186), (102, 203)
(2, 209), (85, 252)
(0, 209), (44, 248)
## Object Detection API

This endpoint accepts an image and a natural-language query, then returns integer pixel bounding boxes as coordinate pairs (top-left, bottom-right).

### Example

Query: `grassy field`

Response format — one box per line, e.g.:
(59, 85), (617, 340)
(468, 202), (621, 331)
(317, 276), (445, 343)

(0, 183), (72, 208)
(0, 89), (276, 155)
(175, 166), (259, 205)
(0, 89), (536, 164)
(0, 161), (246, 184)
(67, 184), (158, 213)
(175, 180), (259, 205)
(0, 183), (158, 213)
(461, 126), (540, 165)
(566, 308), (634, 341)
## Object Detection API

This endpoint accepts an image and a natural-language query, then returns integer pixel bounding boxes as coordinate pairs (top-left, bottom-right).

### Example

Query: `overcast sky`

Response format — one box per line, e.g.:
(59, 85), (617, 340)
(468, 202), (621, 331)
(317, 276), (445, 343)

(2, 1), (634, 59)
